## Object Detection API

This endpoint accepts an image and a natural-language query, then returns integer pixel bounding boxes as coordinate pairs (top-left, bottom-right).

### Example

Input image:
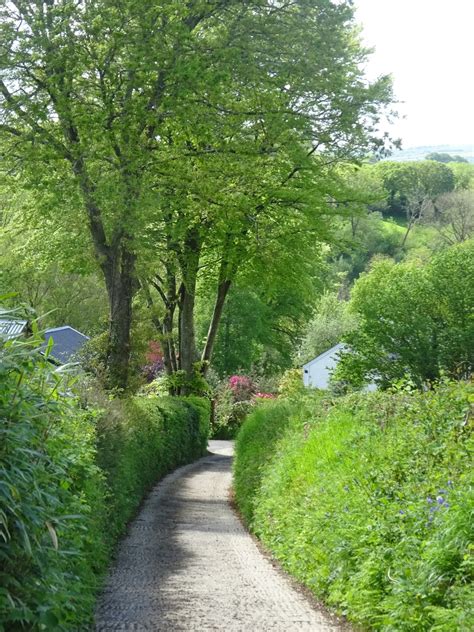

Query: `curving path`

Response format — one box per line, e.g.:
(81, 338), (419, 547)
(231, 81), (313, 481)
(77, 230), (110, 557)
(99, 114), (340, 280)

(95, 441), (347, 632)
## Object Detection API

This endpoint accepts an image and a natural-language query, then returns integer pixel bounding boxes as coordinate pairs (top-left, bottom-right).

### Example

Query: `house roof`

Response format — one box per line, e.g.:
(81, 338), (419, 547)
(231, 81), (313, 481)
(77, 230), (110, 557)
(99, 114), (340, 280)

(0, 318), (28, 340)
(302, 342), (347, 369)
(43, 326), (89, 364)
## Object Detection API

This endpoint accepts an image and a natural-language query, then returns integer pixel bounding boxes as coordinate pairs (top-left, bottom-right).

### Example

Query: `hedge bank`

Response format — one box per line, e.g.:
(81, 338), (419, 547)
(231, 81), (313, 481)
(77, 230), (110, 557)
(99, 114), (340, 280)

(234, 384), (473, 630)
(1, 339), (209, 630)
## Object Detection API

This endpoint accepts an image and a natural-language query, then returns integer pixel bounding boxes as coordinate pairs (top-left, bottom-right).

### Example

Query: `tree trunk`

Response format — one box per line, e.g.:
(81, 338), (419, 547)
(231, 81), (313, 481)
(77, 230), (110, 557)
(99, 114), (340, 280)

(179, 286), (197, 377)
(177, 228), (201, 393)
(401, 219), (414, 247)
(67, 153), (136, 391)
(164, 265), (178, 374)
(201, 278), (232, 374)
(103, 247), (136, 391)
(164, 308), (178, 374)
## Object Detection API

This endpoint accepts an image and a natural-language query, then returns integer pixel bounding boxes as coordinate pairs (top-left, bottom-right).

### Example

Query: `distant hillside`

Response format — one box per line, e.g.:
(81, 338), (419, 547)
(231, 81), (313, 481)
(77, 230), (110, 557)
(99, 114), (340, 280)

(387, 144), (474, 163)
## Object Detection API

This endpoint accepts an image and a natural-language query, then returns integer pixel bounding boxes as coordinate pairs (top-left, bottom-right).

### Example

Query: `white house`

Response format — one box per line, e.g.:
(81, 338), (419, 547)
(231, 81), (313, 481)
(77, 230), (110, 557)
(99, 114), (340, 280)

(302, 343), (346, 389)
(302, 342), (377, 391)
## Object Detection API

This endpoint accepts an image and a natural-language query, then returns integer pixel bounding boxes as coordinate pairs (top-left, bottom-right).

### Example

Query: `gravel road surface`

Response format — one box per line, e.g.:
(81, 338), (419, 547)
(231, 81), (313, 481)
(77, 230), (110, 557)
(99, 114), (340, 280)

(95, 440), (346, 631)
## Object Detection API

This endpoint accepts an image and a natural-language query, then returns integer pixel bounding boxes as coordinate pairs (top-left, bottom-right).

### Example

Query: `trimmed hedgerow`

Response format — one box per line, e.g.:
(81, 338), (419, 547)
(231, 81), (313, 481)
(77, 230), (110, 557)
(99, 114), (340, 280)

(95, 393), (210, 544)
(234, 383), (473, 630)
(1, 336), (209, 631)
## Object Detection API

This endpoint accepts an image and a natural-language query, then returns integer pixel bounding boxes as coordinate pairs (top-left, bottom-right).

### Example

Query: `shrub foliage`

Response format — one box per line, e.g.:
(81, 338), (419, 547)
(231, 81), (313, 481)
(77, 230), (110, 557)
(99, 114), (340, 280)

(234, 384), (474, 630)
(1, 337), (209, 630)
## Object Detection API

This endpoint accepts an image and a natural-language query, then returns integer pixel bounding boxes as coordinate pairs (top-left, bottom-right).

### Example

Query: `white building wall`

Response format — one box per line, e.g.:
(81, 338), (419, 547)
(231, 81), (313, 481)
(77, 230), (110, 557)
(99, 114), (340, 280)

(302, 343), (345, 389)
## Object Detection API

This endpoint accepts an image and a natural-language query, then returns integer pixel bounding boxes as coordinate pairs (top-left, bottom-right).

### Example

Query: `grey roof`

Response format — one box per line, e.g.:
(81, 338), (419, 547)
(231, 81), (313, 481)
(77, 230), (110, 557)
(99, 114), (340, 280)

(0, 318), (28, 340)
(43, 326), (89, 364)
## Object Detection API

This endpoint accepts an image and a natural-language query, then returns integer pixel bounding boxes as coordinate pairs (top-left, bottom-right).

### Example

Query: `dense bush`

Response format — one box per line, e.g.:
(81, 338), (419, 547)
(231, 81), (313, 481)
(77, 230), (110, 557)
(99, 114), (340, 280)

(210, 374), (274, 439)
(337, 240), (474, 388)
(1, 336), (210, 630)
(234, 383), (474, 630)
(0, 336), (108, 630)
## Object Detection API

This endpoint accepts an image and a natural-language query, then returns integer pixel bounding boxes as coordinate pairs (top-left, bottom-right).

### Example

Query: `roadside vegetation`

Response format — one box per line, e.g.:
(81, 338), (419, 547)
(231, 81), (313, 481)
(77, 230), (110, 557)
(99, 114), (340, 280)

(1, 1), (473, 629)
(233, 236), (473, 629)
(234, 383), (473, 630)
(0, 332), (209, 630)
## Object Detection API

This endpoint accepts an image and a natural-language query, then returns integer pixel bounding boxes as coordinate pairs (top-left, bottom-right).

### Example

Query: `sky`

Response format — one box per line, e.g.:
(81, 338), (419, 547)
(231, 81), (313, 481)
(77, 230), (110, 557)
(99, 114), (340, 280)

(354, 0), (474, 149)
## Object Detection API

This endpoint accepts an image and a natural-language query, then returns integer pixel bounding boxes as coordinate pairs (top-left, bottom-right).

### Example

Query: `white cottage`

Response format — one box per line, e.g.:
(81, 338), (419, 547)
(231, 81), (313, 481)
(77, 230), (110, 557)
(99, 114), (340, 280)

(302, 343), (346, 389)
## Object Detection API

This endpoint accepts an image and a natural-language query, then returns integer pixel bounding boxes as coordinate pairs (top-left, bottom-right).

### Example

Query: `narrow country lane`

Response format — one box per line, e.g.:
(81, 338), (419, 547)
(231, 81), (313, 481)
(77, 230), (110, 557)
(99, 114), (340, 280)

(95, 441), (347, 632)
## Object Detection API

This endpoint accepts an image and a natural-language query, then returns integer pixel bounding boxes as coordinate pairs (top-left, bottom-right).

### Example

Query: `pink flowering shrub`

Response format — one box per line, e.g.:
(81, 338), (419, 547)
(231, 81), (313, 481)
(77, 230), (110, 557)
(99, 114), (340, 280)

(211, 375), (278, 438)
(228, 375), (256, 402)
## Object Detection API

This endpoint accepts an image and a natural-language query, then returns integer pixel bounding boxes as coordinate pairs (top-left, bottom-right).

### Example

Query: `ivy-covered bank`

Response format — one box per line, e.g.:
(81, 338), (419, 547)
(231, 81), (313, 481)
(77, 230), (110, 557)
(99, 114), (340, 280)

(234, 383), (473, 630)
(0, 338), (209, 631)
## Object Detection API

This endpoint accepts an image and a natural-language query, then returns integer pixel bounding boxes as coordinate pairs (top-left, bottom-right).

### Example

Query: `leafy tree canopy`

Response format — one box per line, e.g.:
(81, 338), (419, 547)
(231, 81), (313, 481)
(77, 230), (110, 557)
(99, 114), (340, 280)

(295, 292), (358, 365)
(0, 0), (394, 390)
(336, 241), (474, 388)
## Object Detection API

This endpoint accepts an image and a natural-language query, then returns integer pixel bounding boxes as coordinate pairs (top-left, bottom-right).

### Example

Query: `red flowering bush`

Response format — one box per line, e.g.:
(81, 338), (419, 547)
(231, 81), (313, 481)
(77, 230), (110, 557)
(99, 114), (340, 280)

(145, 340), (163, 363)
(142, 341), (165, 383)
(211, 376), (278, 438)
(254, 392), (276, 400)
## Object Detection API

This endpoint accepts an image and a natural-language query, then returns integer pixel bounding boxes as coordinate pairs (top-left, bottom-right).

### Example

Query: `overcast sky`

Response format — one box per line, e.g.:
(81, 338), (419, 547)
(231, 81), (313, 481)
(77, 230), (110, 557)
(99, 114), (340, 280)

(354, 0), (474, 148)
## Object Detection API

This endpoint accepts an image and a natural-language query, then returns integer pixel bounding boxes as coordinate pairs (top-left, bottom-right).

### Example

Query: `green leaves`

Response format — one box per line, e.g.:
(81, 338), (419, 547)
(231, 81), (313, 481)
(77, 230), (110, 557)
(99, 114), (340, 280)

(337, 240), (474, 388)
(0, 337), (107, 628)
(0, 328), (210, 628)
(1, 0), (395, 387)
(235, 383), (474, 629)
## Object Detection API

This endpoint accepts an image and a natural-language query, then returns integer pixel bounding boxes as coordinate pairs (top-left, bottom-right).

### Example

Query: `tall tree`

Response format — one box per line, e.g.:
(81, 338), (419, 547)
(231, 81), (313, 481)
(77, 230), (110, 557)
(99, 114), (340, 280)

(425, 190), (474, 245)
(337, 241), (474, 388)
(374, 161), (455, 244)
(1, 1), (393, 389)
(0, 0), (240, 387)
(137, 1), (394, 389)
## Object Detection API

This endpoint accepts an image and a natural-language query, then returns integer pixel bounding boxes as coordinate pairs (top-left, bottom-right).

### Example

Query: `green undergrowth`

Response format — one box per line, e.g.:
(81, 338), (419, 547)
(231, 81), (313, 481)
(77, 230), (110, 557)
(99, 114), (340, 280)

(1, 337), (209, 630)
(234, 384), (473, 630)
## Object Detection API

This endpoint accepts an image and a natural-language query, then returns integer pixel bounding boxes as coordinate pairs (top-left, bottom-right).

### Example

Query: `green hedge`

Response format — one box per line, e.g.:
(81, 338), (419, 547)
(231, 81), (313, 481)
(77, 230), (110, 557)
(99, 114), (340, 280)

(0, 338), (209, 631)
(234, 384), (473, 630)
(96, 394), (210, 543)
